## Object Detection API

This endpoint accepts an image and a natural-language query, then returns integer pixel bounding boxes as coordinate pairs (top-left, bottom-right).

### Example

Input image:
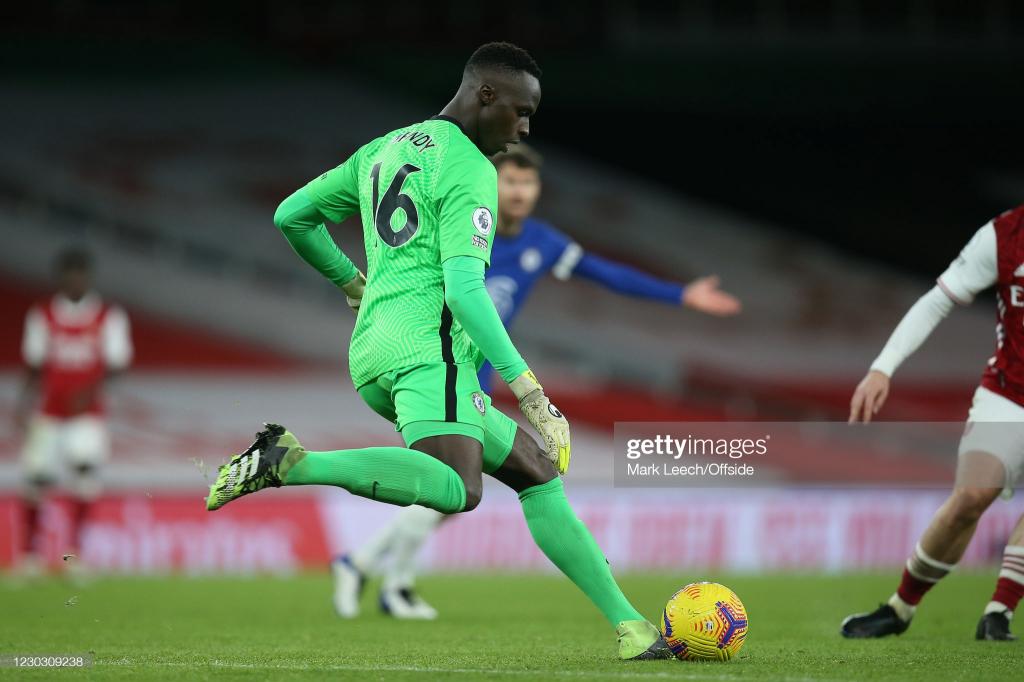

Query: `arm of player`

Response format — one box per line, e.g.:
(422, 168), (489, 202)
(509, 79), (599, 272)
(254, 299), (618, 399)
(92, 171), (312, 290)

(850, 287), (956, 423)
(275, 146), (379, 310)
(15, 306), (46, 431)
(559, 248), (741, 316)
(443, 256), (571, 474)
(437, 149), (569, 472)
(274, 189), (365, 310)
(102, 306), (133, 372)
(850, 221), (997, 423)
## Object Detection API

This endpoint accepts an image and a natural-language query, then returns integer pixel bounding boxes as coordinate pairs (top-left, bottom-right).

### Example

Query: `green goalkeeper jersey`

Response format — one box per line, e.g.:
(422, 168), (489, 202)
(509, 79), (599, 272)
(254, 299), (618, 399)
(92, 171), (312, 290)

(303, 116), (497, 388)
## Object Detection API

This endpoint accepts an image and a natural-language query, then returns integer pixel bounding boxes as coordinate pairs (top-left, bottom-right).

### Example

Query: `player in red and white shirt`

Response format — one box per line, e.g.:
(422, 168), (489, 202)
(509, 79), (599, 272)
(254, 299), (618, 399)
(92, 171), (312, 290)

(841, 206), (1024, 642)
(13, 249), (132, 574)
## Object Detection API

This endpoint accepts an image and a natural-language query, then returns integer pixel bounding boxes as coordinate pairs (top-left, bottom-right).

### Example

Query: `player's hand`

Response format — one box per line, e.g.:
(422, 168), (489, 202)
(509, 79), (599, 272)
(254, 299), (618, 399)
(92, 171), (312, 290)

(341, 271), (366, 313)
(849, 370), (891, 423)
(682, 276), (741, 316)
(509, 370), (571, 475)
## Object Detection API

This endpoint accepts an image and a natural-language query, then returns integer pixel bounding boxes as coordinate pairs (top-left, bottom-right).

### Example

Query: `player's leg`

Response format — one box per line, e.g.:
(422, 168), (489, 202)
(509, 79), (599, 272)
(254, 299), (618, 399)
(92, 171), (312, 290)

(976, 416), (1024, 641)
(842, 391), (1015, 638)
(350, 375), (509, 619)
(841, 457), (1003, 638)
(977, 512), (1024, 641)
(347, 362), (488, 619)
(375, 506), (446, 619)
(62, 415), (109, 575)
(323, 365), (486, 616)
(332, 487), (457, 619)
(207, 366), (480, 514)
(844, 388), (1024, 638)
(483, 401), (670, 660)
(206, 423), (471, 513)
(369, 370), (509, 618)
(358, 506), (445, 585)
(17, 476), (51, 577)
(330, 441), (472, 617)
(15, 416), (60, 576)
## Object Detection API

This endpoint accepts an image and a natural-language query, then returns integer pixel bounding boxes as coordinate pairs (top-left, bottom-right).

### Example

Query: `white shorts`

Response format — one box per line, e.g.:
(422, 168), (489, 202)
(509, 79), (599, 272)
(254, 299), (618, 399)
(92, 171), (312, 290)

(957, 386), (1024, 489)
(21, 415), (110, 480)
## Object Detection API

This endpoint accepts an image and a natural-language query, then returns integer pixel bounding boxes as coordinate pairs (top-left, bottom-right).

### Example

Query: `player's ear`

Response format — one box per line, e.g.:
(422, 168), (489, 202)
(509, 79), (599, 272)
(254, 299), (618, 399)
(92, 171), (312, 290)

(478, 83), (496, 106)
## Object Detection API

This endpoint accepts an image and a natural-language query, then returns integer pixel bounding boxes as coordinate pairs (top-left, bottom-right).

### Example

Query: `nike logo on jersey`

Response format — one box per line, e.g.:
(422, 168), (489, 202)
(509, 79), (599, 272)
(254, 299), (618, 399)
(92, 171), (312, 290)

(391, 130), (437, 153)
(1014, 263), (1024, 277)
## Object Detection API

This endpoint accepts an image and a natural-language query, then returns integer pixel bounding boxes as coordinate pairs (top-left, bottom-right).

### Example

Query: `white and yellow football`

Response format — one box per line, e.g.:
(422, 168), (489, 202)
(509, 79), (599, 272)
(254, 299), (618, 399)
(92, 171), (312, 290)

(661, 582), (749, 661)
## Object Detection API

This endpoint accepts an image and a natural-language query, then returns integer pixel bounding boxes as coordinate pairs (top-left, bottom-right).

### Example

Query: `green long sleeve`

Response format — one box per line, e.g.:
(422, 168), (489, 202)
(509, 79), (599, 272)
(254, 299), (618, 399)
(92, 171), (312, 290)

(443, 256), (528, 383)
(273, 189), (359, 288)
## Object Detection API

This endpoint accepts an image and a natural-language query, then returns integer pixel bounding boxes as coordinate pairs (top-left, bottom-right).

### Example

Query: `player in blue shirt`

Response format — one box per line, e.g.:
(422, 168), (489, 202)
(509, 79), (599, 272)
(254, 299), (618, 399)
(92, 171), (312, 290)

(480, 146), (740, 392)
(332, 145), (741, 619)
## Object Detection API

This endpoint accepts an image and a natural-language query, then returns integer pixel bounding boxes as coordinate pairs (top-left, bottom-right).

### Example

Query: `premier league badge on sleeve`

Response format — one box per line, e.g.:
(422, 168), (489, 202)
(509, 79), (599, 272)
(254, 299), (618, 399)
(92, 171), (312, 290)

(472, 207), (493, 236)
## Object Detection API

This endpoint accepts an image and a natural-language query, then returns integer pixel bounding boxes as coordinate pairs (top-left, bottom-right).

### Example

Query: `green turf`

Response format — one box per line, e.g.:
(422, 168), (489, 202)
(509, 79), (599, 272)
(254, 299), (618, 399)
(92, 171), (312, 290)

(0, 572), (1018, 681)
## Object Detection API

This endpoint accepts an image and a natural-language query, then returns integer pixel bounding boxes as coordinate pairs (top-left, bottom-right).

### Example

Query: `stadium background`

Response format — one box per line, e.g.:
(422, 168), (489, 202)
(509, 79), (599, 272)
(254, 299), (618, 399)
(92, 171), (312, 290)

(2, 1), (1024, 575)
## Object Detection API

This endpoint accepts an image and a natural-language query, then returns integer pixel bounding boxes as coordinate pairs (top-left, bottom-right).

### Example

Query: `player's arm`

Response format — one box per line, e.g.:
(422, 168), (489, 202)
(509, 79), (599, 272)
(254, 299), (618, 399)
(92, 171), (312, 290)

(443, 257), (570, 472)
(444, 256), (528, 381)
(555, 243), (740, 316)
(91, 306), (134, 407)
(104, 306), (133, 367)
(850, 222), (997, 423)
(273, 149), (369, 310)
(14, 306), (46, 431)
(438, 158), (570, 473)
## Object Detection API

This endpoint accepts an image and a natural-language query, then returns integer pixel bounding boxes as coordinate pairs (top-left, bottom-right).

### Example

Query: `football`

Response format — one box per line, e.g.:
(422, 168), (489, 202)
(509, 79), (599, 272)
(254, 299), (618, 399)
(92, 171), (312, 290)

(661, 582), (749, 661)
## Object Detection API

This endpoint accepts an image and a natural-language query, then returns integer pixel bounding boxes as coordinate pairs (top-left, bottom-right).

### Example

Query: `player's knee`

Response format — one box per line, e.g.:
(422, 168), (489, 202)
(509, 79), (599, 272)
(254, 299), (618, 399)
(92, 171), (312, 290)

(71, 464), (101, 500)
(452, 463), (483, 513)
(22, 476), (52, 503)
(462, 478), (483, 512)
(503, 435), (557, 492)
(947, 487), (999, 524)
(523, 443), (557, 487)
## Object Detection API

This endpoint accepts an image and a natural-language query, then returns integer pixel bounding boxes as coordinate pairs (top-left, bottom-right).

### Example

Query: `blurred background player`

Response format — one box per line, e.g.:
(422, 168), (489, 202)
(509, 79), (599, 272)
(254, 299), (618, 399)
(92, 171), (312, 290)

(12, 248), (133, 576)
(842, 205), (1024, 642)
(332, 145), (741, 619)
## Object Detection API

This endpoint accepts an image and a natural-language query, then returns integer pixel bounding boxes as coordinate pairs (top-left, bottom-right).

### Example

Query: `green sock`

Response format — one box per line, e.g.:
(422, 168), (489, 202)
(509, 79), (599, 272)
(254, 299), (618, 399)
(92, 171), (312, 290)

(519, 478), (644, 626)
(284, 447), (466, 514)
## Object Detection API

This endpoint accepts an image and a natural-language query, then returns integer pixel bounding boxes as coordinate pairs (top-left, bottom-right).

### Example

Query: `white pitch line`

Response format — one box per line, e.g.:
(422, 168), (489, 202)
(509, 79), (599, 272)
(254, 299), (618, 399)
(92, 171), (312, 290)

(100, 656), (840, 682)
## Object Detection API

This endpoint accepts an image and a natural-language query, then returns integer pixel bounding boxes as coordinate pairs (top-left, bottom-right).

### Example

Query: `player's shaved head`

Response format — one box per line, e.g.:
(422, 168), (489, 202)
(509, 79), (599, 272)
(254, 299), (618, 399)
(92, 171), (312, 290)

(463, 42), (542, 81)
(440, 42), (542, 157)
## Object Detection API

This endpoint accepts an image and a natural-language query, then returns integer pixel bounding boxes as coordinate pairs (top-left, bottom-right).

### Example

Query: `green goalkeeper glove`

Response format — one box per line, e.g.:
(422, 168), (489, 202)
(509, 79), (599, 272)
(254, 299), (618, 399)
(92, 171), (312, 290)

(509, 370), (571, 475)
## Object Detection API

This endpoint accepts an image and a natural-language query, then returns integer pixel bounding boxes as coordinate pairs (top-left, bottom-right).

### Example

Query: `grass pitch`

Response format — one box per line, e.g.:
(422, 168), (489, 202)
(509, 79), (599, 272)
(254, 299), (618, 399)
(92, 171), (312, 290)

(0, 572), (1018, 681)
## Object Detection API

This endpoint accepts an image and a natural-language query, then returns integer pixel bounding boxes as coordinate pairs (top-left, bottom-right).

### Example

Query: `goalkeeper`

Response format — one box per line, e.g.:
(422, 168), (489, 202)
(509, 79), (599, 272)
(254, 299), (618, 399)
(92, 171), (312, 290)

(204, 42), (671, 661)
(335, 144), (741, 620)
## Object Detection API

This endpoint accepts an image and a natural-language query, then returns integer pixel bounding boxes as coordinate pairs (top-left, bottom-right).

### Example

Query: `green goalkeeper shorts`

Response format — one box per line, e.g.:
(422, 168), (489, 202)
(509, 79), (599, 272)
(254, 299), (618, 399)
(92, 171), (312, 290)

(357, 362), (518, 474)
